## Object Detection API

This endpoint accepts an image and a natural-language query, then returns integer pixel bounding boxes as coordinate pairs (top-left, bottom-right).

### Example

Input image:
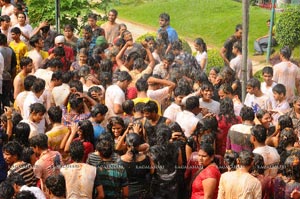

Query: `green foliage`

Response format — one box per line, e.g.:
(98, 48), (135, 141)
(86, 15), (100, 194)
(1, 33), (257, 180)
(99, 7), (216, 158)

(135, 32), (192, 54)
(276, 6), (300, 49)
(26, 0), (113, 31)
(253, 69), (263, 82)
(206, 49), (224, 74)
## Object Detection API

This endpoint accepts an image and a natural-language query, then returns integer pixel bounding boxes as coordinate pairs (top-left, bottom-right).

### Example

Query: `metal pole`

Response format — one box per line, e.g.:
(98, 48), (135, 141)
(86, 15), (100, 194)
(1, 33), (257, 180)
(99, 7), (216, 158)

(266, 0), (276, 63)
(55, 0), (60, 34)
(242, 0), (250, 103)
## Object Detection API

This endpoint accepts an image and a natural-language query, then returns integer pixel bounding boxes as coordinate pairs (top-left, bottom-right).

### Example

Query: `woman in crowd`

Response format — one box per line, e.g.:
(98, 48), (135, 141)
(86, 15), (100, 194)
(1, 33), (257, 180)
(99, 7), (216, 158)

(194, 37), (208, 71)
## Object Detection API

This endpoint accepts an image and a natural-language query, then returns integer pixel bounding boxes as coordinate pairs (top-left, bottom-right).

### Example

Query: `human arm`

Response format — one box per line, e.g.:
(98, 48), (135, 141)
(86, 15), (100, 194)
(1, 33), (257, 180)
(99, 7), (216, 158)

(13, 76), (21, 99)
(115, 124), (130, 151)
(147, 76), (176, 93)
(141, 41), (155, 69)
(186, 144), (193, 161)
(95, 185), (105, 199)
(116, 41), (133, 67)
(220, 47), (229, 66)
(4, 106), (13, 139)
(202, 178), (218, 199)
(122, 186), (129, 199)
(63, 123), (78, 152)
(31, 21), (49, 36)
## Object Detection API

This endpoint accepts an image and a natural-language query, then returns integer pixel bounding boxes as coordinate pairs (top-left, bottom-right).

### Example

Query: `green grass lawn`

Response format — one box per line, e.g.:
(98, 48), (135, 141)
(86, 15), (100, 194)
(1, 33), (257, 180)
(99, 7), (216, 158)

(114, 0), (276, 53)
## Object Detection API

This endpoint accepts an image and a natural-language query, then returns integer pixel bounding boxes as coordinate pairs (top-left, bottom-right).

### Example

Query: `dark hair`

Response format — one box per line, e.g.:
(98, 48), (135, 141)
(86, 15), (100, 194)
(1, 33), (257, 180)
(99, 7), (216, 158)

(62, 71), (73, 84)
(194, 37), (207, 52)
(251, 153), (265, 175)
(136, 78), (148, 92)
(133, 57), (146, 70)
(14, 123), (30, 147)
(6, 172), (26, 186)
(53, 47), (65, 58)
(96, 138), (114, 159)
(200, 143), (215, 157)
(171, 40), (182, 51)
(200, 133), (215, 146)
(278, 128), (297, 153)
(247, 78), (261, 89)
(262, 66), (273, 76)
(88, 13), (98, 20)
(22, 147), (34, 164)
(11, 27), (21, 34)
(69, 80), (83, 93)
(159, 12), (170, 21)
(235, 24), (243, 32)
(15, 191), (37, 199)
(70, 140), (84, 162)
(0, 15), (10, 22)
(280, 46), (292, 60)
(174, 86), (188, 97)
(32, 78), (45, 93)
(233, 41), (242, 52)
(98, 72), (112, 89)
(68, 93), (84, 109)
(29, 103), (46, 114)
(284, 155), (300, 180)
(99, 59), (113, 73)
(51, 70), (63, 81)
(117, 71), (132, 82)
(91, 104), (108, 117)
(29, 133), (48, 149)
(156, 124), (172, 145)
(125, 133), (140, 161)
(238, 150), (254, 166)
(251, 124), (267, 143)
(201, 81), (214, 91)
(45, 175), (66, 197)
(163, 53), (175, 63)
(134, 102), (145, 113)
(107, 117), (125, 137)
(109, 9), (118, 16)
(20, 57), (32, 68)
(78, 120), (94, 144)
(3, 141), (23, 160)
(185, 96), (199, 111)
(224, 150), (238, 171)
(24, 75), (36, 91)
(64, 24), (74, 32)
(255, 109), (269, 120)
(0, 181), (15, 199)
(122, 100), (134, 115)
(82, 25), (93, 34)
(278, 115), (293, 131)
(0, 33), (7, 45)
(240, 106), (255, 121)
(143, 100), (158, 113)
(29, 34), (42, 47)
(272, 83), (286, 96)
(48, 106), (62, 123)
(218, 97), (237, 123)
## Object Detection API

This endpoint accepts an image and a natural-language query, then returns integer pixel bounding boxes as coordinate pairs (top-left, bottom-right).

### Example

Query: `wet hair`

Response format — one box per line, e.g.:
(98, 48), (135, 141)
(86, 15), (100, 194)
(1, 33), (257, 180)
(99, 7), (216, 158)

(78, 120), (94, 144)
(29, 103), (46, 114)
(136, 78), (148, 92)
(122, 100), (134, 115)
(51, 71), (63, 81)
(201, 81), (214, 91)
(22, 147), (34, 164)
(194, 37), (207, 52)
(91, 104), (108, 117)
(125, 133), (141, 161)
(29, 134), (48, 150)
(233, 41), (242, 52)
(0, 15), (10, 22)
(194, 72), (209, 84)
(0, 33), (7, 45)
(117, 71), (132, 82)
(15, 190), (36, 199)
(31, 78), (45, 93)
(68, 80), (83, 93)
(262, 66), (273, 76)
(70, 140), (84, 162)
(133, 57), (146, 70)
(224, 150), (238, 171)
(272, 83), (286, 96)
(24, 75), (36, 91)
(251, 153), (265, 175)
(278, 128), (297, 154)
(53, 47), (65, 58)
(134, 102), (145, 113)
(6, 172), (26, 186)
(11, 27), (21, 34)
(68, 93), (84, 109)
(3, 141), (23, 160)
(200, 133), (215, 146)
(278, 115), (293, 131)
(159, 12), (170, 21)
(20, 57), (33, 69)
(107, 116), (125, 137)
(280, 46), (292, 60)
(48, 106), (62, 123)
(98, 72), (112, 89)
(185, 96), (199, 111)
(162, 52), (175, 63)
(62, 71), (73, 84)
(251, 124), (267, 143)
(284, 155), (300, 180)
(240, 106), (255, 121)
(0, 181), (15, 199)
(247, 78), (261, 89)
(88, 13), (98, 20)
(235, 24), (243, 32)
(14, 123), (30, 147)
(82, 25), (93, 34)
(238, 150), (254, 166)
(218, 97), (237, 123)
(99, 59), (113, 73)
(169, 122), (184, 134)
(96, 136), (114, 158)
(64, 24), (75, 32)
(156, 124), (172, 146)
(171, 40), (183, 51)
(29, 34), (42, 47)
(45, 175), (66, 197)
(200, 143), (215, 157)
(143, 100), (158, 114)
(174, 86), (188, 97)
(255, 109), (269, 120)
(109, 9), (118, 16)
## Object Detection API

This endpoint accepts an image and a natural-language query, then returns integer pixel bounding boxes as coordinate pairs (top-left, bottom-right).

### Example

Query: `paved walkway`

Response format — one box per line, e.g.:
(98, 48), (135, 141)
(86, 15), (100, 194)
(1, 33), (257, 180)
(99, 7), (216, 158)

(114, 16), (268, 74)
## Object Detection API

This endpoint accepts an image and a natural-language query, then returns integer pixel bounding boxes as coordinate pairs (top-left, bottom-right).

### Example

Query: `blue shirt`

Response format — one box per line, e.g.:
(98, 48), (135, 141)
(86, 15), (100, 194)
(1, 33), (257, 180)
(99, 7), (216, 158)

(158, 26), (178, 44)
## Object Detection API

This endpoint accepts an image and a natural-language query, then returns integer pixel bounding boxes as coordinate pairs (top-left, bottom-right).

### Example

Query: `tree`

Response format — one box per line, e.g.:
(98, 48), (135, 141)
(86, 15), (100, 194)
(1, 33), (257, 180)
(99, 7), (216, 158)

(26, 0), (113, 31)
(276, 6), (300, 49)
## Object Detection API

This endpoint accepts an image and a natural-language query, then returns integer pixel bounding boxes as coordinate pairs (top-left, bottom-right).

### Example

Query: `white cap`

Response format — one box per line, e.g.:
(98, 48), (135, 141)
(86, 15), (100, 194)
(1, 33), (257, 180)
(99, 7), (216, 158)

(55, 35), (65, 44)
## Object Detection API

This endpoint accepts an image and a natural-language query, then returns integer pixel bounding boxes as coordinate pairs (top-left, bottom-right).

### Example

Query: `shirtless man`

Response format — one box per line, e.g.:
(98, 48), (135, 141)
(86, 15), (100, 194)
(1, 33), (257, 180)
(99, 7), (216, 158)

(101, 9), (119, 44)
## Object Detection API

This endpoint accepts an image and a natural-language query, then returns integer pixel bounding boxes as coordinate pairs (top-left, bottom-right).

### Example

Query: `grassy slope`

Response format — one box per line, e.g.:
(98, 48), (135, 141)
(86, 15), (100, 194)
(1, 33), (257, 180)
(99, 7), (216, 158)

(115, 0), (273, 52)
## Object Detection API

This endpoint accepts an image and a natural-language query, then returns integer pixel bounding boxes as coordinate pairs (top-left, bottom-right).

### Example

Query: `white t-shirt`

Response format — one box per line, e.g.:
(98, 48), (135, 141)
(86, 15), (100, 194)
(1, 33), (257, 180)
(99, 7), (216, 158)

(230, 54), (252, 81)
(195, 51), (208, 70)
(261, 81), (277, 108)
(199, 98), (220, 114)
(244, 93), (271, 112)
(176, 110), (200, 137)
(147, 87), (169, 105)
(105, 84), (125, 118)
(163, 102), (182, 122)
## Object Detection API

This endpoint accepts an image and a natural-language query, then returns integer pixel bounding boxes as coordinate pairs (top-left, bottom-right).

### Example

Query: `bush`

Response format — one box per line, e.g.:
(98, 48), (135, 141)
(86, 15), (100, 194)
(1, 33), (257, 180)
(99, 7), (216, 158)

(206, 49), (224, 74)
(136, 32), (192, 54)
(276, 6), (300, 49)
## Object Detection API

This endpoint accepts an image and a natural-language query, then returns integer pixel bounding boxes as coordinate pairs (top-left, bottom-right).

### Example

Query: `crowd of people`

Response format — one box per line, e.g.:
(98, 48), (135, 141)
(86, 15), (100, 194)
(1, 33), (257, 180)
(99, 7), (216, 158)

(0, 0), (300, 198)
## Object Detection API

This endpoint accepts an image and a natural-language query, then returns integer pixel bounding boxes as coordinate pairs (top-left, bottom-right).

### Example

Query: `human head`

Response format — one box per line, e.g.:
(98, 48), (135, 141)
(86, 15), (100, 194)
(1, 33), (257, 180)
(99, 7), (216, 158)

(3, 141), (23, 165)
(107, 116), (125, 138)
(29, 34), (43, 48)
(22, 147), (37, 166)
(280, 46), (292, 60)
(90, 103), (108, 123)
(246, 78), (261, 95)
(68, 93), (84, 111)
(284, 155), (300, 180)
(78, 120), (94, 143)
(63, 24), (75, 38)
(29, 133), (48, 151)
(0, 33), (7, 45)
(20, 57), (33, 74)
(240, 106), (255, 121)
(54, 35), (65, 47)
(108, 9), (118, 22)
(173, 86), (188, 105)
(235, 24), (243, 39)
(224, 150), (238, 171)
(262, 66), (273, 85)
(31, 78), (45, 95)
(122, 100), (134, 115)
(47, 106), (62, 124)
(194, 37), (207, 52)
(29, 103), (46, 123)
(272, 83), (286, 101)
(278, 115), (293, 131)
(159, 12), (170, 28)
(15, 190), (37, 199)
(156, 124), (172, 145)
(24, 75), (36, 91)
(51, 71), (63, 86)
(218, 83), (233, 100)
(45, 174), (66, 197)
(251, 124), (267, 144)
(11, 26), (21, 40)
(87, 13), (98, 27)
(96, 136), (114, 159)
(81, 25), (93, 40)
(0, 15), (10, 30)
(251, 153), (265, 175)
(237, 150), (254, 167)
(219, 97), (235, 118)
(255, 109), (272, 129)
(136, 78), (148, 92)
(293, 96), (300, 114)
(14, 122), (30, 147)
(198, 143), (215, 167)
(69, 140), (84, 162)
(0, 181), (15, 199)
(232, 41), (242, 54)
(279, 128), (297, 150)
(143, 101), (158, 120)
(201, 81), (214, 101)
(185, 96), (200, 112)
(69, 79), (83, 93)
